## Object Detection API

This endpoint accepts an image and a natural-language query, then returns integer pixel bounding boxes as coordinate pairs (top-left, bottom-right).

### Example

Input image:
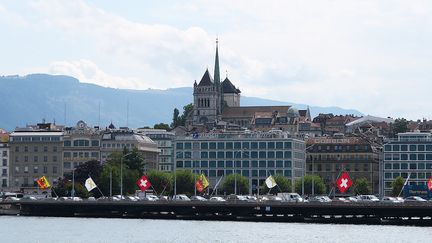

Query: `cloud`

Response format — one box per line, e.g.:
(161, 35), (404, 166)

(3, 0), (432, 120)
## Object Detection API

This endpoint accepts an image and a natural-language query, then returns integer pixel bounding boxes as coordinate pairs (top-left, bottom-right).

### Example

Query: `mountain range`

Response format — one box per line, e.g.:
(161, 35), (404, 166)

(0, 74), (363, 131)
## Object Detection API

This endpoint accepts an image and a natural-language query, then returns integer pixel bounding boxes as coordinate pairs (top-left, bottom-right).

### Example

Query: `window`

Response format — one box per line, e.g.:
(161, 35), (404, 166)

(252, 161), (258, 168)
(24, 156), (28, 162)
(259, 161), (266, 168)
(284, 161), (291, 168)
(276, 142), (283, 149)
(259, 142), (266, 149)
(43, 166), (48, 173)
(409, 154), (417, 160)
(409, 145), (416, 151)
(242, 161), (249, 168)
(2, 159), (6, 166)
(24, 146), (28, 152)
(385, 163), (391, 170)
(217, 142), (224, 149)
(53, 146), (57, 152)
(276, 160), (283, 168)
(217, 161), (224, 168)
(33, 166), (38, 173)
(259, 151), (266, 158)
(209, 142), (216, 149)
(33, 146), (38, 152)
(409, 163), (417, 170)
(268, 160), (275, 168)
(201, 152), (208, 159)
(401, 163), (408, 169)
(226, 142), (233, 149)
(53, 156), (57, 162)
(33, 156), (38, 162)
(234, 142), (241, 149)
(242, 142), (250, 149)
(91, 140), (99, 147)
(24, 166), (28, 173)
(393, 163), (400, 170)
(200, 142), (208, 149)
(392, 145), (400, 151)
(201, 161), (208, 168)
(209, 161), (216, 168)
(53, 166), (58, 174)
(217, 151), (224, 159)
(401, 145), (408, 151)
(385, 173), (392, 179)
(226, 161), (233, 168)
(284, 142), (292, 149)
(251, 142), (258, 149)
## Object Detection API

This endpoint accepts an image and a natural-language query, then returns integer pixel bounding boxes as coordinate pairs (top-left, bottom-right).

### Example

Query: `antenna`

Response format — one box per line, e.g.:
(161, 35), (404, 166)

(64, 102), (67, 126)
(98, 101), (101, 128)
(126, 99), (129, 128)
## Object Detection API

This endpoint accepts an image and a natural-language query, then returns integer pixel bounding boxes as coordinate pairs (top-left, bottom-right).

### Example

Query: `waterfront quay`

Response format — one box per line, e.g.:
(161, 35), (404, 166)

(2, 200), (432, 226)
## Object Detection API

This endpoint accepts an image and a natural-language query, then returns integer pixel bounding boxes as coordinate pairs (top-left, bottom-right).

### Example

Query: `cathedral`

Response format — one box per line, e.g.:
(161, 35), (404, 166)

(186, 40), (310, 134)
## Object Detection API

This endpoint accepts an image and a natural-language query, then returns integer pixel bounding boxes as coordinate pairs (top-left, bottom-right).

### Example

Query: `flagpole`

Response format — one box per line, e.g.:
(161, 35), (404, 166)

(398, 172), (411, 197)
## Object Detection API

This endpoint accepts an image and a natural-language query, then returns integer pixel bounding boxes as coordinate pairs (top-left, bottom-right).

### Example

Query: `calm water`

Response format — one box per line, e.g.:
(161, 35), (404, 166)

(0, 216), (431, 243)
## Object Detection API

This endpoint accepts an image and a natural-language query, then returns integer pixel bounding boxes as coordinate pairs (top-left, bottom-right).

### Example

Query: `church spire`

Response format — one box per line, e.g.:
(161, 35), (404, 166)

(214, 37), (220, 85)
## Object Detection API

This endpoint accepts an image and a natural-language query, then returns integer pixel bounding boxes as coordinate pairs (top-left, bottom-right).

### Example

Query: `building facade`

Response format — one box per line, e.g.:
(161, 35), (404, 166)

(306, 135), (380, 194)
(101, 129), (160, 171)
(382, 132), (432, 196)
(0, 129), (9, 189)
(174, 131), (306, 194)
(138, 129), (175, 172)
(9, 123), (64, 192)
(63, 121), (102, 175)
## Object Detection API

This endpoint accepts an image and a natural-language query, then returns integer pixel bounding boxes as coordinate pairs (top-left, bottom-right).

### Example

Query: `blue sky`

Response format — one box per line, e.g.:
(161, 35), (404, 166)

(1, 0), (432, 120)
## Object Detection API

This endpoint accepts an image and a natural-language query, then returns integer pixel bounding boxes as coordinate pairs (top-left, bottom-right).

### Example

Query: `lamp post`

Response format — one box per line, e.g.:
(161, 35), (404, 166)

(120, 152), (133, 198)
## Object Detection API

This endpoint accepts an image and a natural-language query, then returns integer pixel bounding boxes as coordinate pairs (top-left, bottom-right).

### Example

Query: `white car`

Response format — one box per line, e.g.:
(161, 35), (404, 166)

(209, 196), (226, 202)
(404, 196), (427, 202)
(278, 193), (304, 202)
(173, 194), (191, 201)
(381, 196), (402, 204)
(358, 195), (380, 202)
(144, 195), (159, 201)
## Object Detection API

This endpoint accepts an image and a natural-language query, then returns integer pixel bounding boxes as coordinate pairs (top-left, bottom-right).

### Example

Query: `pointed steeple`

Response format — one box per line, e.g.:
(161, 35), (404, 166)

(214, 38), (220, 85)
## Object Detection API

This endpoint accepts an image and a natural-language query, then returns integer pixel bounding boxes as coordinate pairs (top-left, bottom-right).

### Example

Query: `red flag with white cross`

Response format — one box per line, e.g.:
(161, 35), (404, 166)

(136, 175), (152, 192)
(336, 171), (352, 193)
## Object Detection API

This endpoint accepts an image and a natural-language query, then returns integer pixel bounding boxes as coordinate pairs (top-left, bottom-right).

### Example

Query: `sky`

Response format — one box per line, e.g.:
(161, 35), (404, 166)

(1, 0), (432, 120)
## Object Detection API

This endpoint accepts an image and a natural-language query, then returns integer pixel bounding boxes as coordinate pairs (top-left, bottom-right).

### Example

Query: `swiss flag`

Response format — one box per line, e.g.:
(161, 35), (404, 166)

(428, 177), (432, 191)
(336, 171), (352, 193)
(136, 175), (152, 192)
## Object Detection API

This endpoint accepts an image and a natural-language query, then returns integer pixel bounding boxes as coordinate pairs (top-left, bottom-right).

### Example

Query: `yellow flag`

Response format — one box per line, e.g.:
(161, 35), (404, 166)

(200, 174), (209, 189)
(37, 176), (51, 190)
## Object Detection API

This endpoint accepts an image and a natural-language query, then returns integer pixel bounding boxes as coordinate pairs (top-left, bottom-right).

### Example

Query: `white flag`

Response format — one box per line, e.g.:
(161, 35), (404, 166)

(85, 177), (97, 192)
(265, 175), (277, 189)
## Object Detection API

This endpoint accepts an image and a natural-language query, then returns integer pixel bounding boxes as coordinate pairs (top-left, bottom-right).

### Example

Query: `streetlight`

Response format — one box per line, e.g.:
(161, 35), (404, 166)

(120, 152), (133, 198)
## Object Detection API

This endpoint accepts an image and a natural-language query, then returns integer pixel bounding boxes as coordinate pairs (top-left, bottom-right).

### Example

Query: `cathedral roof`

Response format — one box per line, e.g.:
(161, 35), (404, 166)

(222, 77), (240, 94)
(198, 69), (214, 86)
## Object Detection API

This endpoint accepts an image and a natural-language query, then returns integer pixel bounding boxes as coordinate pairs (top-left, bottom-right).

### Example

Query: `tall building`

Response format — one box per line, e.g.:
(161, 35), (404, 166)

(138, 129), (175, 172)
(186, 40), (309, 133)
(0, 129), (9, 189)
(9, 123), (64, 192)
(174, 131), (306, 194)
(382, 132), (432, 196)
(306, 135), (380, 194)
(63, 121), (102, 174)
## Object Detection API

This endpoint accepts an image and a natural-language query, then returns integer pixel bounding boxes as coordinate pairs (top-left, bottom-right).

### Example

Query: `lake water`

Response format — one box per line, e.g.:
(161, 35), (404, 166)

(0, 216), (431, 243)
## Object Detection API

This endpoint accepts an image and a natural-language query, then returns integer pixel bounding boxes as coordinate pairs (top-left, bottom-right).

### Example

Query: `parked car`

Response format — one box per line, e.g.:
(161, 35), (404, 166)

(144, 195), (159, 201)
(173, 194), (191, 201)
(309, 196), (332, 203)
(226, 194), (248, 202)
(209, 196), (226, 202)
(347, 196), (360, 202)
(358, 195), (380, 202)
(381, 196), (402, 204)
(277, 193), (304, 202)
(87, 197), (96, 201)
(190, 196), (208, 201)
(404, 196), (427, 202)
(245, 195), (258, 202)
(158, 196), (169, 201)
(334, 197), (350, 203)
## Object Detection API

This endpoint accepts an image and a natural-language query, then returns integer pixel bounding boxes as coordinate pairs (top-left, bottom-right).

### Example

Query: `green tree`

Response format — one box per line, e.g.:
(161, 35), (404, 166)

(146, 170), (173, 195)
(180, 103), (193, 126)
(171, 108), (180, 128)
(295, 174), (326, 195)
(64, 160), (103, 183)
(174, 170), (196, 196)
(221, 174), (249, 195)
(153, 123), (170, 130)
(352, 177), (371, 195)
(391, 176), (405, 197)
(53, 177), (90, 198)
(123, 147), (146, 175)
(392, 118), (409, 137)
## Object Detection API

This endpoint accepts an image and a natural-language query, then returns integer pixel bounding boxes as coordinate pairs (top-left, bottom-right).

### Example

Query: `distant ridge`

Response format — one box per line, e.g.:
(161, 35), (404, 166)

(0, 74), (363, 131)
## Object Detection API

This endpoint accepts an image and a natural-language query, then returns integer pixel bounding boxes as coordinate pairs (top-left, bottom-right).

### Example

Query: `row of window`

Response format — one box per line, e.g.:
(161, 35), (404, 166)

(12, 136), (61, 142)
(102, 143), (135, 149)
(177, 151), (292, 159)
(63, 152), (99, 158)
(185, 169), (292, 178)
(176, 141), (293, 150)
(14, 146), (58, 153)
(384, 153), (432, 161)
(311, 144), (370, 152)
(309, 154), (374, 161)
(176, 160), (292, 169)
(15, 165), (58, 174)
(308, 163), (371, 172)
(64, 140), (100, 147)
(15, 155), (58, 163)
(384, 144), (432, 152)
(384, 172), (432, 180)
(384, 180), (429, 189)
(384, 162), (432, 170)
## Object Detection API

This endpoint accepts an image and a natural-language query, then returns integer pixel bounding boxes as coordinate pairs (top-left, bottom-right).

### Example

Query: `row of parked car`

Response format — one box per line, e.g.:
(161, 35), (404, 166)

(1, 193), (431, 204)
